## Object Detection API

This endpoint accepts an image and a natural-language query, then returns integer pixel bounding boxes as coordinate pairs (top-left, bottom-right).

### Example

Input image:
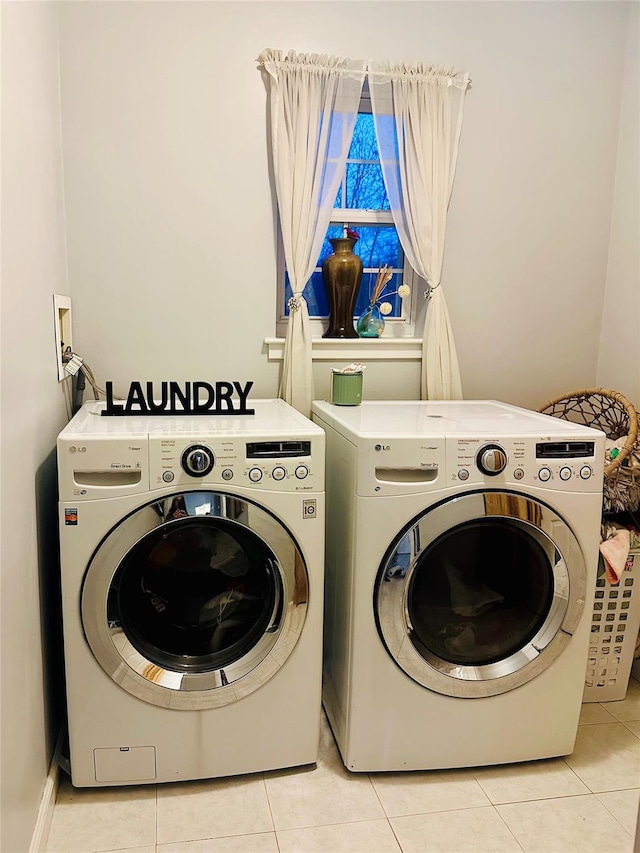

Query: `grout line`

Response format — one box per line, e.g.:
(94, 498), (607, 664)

(622, 721), (640, 738)
(366, 768), (403, 851)
(560, 753), (594, 791)
(492, 803), (527, 852)
(261, 772), (281, 851)
(594, 790), (639, 838)
(386, 816), (404, 853)
(383, 802), (495, 819)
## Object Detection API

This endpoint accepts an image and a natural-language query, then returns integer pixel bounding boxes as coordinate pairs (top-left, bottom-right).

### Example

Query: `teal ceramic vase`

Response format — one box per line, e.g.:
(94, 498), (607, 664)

(357, 302), (385, 338)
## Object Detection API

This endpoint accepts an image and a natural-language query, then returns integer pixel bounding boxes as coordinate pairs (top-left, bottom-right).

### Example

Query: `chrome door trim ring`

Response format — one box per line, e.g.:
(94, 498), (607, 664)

(81, 491), (308, 710)
(375, 490), (586, 698)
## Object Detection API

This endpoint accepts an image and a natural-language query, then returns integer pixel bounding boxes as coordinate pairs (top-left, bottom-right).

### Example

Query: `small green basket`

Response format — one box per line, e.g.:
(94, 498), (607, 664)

(331, 371), (363, 406)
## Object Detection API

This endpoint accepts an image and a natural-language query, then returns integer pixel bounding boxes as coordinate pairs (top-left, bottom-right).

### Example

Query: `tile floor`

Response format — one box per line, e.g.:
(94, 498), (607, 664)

(45, 678), (640, 853)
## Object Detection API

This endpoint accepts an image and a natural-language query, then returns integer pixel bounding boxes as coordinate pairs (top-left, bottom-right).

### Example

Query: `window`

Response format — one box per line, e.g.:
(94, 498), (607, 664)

(277, 98), (418, 338)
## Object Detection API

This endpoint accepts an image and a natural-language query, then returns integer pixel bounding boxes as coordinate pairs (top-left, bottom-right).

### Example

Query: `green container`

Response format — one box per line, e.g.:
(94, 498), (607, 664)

(331, 371), (363, 406)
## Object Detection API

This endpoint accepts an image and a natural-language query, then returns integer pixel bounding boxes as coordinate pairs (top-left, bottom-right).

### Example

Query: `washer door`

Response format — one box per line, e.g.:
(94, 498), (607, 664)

(82, 492), (308, 709)
(375, 491), (586, 697)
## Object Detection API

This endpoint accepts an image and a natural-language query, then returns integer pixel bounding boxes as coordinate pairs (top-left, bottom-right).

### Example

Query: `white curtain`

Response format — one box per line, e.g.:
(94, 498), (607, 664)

(369, 62), (470, 400)
(258, 49), (365, 416)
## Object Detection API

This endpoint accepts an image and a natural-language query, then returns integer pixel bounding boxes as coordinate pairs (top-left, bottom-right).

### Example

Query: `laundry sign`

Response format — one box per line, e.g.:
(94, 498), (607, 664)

(101, 381), (255, 416)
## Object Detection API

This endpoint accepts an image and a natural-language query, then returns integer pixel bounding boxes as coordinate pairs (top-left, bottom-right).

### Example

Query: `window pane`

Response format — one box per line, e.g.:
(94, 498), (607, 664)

(345, 163), (389, 210)
(348, 112), (378, 161)
(355, 226), (400, 269)
(335, 113), (390, 211)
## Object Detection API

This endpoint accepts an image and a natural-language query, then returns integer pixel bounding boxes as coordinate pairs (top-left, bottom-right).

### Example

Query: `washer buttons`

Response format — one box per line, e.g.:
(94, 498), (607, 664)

(295, 465), (309, 479)
(222, 468), (233, 481)
(580, 465), (593, 480)
(458, 469), (469, 481)
(162, 471), (175, 483)
(559, 467), (572, 481)
(514, 468), (524, 480)
(538, 467), (552, 482)
(248, 467), (263, 483)
(272, 466), (286, 481)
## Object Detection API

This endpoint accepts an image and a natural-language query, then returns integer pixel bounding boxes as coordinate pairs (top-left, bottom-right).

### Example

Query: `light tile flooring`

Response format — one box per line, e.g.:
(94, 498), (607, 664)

(45, 679), (640, 853)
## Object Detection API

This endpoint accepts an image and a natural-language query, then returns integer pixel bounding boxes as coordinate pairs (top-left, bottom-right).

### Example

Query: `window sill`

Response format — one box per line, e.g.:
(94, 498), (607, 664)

(265, 337), (423, 361)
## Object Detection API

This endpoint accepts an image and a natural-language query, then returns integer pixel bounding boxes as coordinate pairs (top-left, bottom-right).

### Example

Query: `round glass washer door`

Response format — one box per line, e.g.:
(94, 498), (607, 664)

(375, 491), (586, 698)
(81, 491), (308, 710)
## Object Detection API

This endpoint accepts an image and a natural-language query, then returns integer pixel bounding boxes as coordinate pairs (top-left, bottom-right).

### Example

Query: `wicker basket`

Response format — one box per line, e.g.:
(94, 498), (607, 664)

(537, 388), (640, 514)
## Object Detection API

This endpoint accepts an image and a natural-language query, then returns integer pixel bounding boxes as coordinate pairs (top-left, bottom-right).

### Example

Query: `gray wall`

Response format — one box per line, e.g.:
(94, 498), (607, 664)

(1, 3), (70, 851)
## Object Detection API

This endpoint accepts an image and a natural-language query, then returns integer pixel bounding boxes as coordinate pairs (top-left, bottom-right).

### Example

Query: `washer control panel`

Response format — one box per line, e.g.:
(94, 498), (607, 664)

(356, 431), (603, 496)
(149, 436), (323, 492)
(447, 436), (603, 491)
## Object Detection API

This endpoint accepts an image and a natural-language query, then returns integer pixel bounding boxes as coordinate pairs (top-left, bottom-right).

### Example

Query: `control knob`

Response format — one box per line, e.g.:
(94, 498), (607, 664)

(181, 444), (215, 477)
(477, 444), (508, 476)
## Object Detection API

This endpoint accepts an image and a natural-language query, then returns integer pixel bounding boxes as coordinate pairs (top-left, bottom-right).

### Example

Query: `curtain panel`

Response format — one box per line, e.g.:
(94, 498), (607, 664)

(257, 49), (365, 416)
(369, 62), (470, 400)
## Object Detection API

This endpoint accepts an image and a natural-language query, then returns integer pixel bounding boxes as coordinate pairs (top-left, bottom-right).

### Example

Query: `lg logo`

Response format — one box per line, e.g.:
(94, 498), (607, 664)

(374, 444), (391, 452)
(68, 446), (87, 454)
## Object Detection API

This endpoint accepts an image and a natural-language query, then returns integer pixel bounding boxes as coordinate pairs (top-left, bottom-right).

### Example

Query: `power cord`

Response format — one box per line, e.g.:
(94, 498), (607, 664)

(61, 347), (119, 418)
(62, 348), (106, 401)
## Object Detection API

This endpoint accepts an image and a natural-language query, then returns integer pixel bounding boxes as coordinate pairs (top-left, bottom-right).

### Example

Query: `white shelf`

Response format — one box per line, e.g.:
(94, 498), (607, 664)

(265, 337), (423, 362)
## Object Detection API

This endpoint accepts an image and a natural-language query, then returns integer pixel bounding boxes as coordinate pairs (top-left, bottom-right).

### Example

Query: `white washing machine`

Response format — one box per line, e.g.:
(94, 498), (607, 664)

(58, 399), (324, 787)
(312, 400), (605, 772)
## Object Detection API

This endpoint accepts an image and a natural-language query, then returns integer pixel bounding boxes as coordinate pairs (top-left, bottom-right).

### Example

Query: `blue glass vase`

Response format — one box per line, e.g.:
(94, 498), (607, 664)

(357, 302), (385, 338)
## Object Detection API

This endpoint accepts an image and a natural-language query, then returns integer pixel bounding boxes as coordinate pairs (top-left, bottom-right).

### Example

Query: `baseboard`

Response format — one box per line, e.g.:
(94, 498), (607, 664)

(29, 726), (65, 853)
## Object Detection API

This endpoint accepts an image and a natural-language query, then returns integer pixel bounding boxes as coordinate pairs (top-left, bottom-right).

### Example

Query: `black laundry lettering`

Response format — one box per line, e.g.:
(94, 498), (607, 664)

(170, 381), (190, 412)
(216, 382), (234, 412)
(100, 379), (254, 415)
(102, 382), (124, 416)
(147, 382), (168, 413)
(193, 382), (215, 413)
(126, 382), (149, 413)
(233, 381), (255, 414)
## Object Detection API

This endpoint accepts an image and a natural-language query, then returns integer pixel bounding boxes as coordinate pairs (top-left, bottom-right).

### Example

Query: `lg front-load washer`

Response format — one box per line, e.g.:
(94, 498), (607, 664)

(58, 399), (324, 787)
(312, 400), (605, 772)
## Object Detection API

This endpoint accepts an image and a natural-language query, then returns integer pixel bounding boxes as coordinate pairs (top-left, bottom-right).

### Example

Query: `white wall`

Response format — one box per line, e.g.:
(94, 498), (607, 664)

(597, 2), (640, 408)
(57, 1), (631, 410)
(0, 3), (69, 850)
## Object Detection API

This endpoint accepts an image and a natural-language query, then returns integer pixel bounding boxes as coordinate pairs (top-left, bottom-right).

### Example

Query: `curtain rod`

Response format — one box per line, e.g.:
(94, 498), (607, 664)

(258, 57), (470, 88)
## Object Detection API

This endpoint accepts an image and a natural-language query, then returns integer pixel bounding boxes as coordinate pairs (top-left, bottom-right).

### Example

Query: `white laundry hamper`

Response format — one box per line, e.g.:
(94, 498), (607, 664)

(583, 545), (640, 703)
